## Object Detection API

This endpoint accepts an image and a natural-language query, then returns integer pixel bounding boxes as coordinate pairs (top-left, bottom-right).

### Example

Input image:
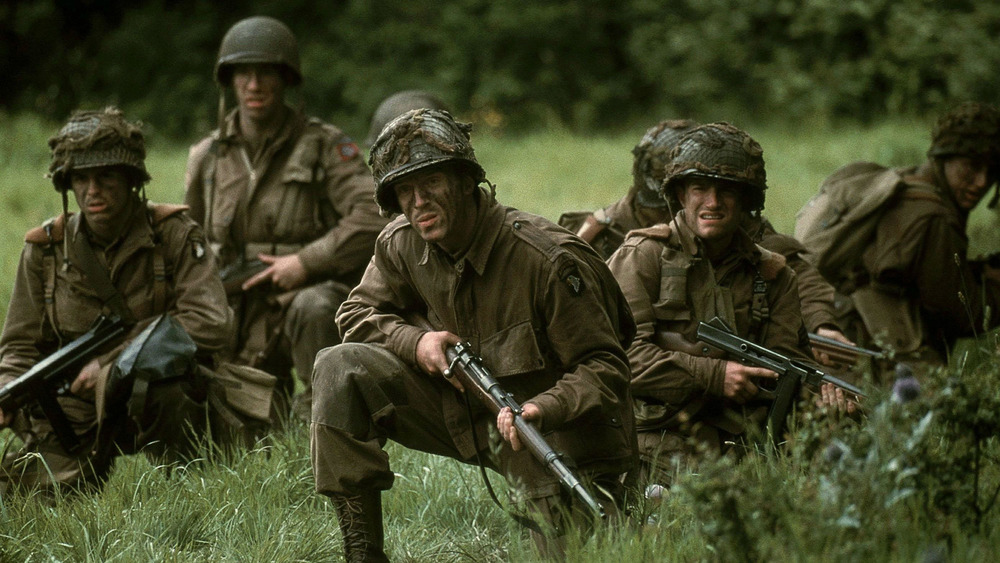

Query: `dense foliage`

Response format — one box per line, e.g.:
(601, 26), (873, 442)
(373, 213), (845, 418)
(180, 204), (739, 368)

(3, 0), (999, 139)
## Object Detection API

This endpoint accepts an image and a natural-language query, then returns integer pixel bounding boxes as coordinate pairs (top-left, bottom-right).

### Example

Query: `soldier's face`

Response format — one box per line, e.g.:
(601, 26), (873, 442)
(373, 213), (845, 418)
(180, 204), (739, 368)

(232, 63), (286, 124)
(943, 156), (994, 210)
(394, 167), (477, 255)
(677, 178), (744, 250)
(71, 166), (132, 237)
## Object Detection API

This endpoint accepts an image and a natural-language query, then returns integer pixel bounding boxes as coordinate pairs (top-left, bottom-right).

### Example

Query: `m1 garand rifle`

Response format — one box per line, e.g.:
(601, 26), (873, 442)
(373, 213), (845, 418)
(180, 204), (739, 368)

(0, 314), (129, 452)
(445, 341), (607, 520)
(696, 317), (866, 447)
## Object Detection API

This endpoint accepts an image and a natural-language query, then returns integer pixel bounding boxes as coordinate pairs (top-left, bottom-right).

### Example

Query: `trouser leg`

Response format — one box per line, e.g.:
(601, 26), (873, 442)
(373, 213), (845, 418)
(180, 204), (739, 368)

(284, 281), (348, 421)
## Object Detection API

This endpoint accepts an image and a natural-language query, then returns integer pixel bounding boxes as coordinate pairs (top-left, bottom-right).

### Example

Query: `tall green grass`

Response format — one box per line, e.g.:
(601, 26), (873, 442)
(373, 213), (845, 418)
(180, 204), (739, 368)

(2, 114), (1000, 561)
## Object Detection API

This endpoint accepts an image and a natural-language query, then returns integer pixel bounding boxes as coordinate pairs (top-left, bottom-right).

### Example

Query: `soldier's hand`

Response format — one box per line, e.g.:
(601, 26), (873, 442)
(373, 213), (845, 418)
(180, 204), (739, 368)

(70, 358), (101, 399)
(723, 361), (778, 404)
(498, 403), (540, 452)
(416, 331), (464, 392)
(243, 253), (308, 291)
(812, 327), (854, 366)
(816, 382), (858, 417)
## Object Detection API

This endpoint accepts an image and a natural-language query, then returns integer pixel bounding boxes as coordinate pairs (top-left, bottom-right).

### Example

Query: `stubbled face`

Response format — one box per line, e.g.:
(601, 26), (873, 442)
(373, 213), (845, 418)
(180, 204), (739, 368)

(943, 156), (994, 210)
(70, 166), (133, 239)
(677, 177), (744, 254)
(393, 166), (478, 255)
(232, 63), (287, 125)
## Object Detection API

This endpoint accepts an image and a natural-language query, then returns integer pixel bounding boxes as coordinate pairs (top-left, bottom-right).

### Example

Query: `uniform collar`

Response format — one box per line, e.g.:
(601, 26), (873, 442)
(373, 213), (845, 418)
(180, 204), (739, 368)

(221, 105), (304, 149)
(670, 210), (761, 265)
(418, 190), (504, 277)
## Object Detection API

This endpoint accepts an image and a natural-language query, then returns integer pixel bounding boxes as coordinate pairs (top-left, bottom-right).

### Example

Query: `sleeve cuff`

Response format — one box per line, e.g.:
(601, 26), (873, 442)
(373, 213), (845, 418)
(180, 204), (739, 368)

(527, 392), (566, 433)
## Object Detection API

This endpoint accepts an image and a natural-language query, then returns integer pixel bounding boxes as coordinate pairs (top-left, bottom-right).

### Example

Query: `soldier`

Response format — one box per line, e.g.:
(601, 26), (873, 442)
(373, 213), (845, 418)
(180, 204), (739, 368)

(0, 108), (233, 492)
(310, 109), (636, 561)
(798, 102), (1000, 362)
(363, 90), (448, 147)
(185, 16), (387, 420)
(561, 119), (851, 359)
(606, 123), (820, 486)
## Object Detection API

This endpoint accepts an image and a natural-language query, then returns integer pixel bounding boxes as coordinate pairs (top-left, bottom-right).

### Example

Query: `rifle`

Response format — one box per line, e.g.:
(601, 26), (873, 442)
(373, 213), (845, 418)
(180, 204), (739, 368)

(0, 314), (129, 452)
(696, 317), (865, 446)
(445, 341), (607, 520)
(219, 258), (268, 296)
(807, 332), (885, 367)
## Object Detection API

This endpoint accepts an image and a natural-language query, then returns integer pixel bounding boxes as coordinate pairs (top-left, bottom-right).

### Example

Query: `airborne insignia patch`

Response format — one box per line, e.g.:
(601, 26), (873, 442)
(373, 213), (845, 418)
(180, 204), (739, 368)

(565, 273), (583, 295)
(337, 141), (360, 161)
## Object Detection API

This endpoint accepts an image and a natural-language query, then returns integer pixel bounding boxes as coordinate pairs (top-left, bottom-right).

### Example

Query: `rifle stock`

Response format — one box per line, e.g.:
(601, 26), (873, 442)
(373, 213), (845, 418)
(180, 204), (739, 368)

(696, 317), (865, 446)
(445, 341), (607, 520)
(0, 314), (129, 452)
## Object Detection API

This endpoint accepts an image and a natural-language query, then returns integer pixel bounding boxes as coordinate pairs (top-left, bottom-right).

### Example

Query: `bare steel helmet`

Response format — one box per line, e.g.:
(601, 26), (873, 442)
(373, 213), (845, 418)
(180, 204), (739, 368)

(215, 16), (302, 87)
(631, 119), (699, 208)
(365, 90), (449, 147)
(48, 107), (150, 192)
(928, 102), (1000, 164)
(369, 108), (486, 215)
(661, 122), (767, 215)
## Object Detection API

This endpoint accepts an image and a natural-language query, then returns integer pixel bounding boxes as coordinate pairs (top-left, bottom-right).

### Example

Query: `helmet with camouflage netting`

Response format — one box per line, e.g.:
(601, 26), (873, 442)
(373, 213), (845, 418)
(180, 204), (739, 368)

(215, 16), (302, 86)
(631, 119), (699, 208)
(369, 108), (486, 215)
(661, 122), (767, 215)
(928, 102), (1000, 164)
(48, 107), (151, 192)
(365, 90), (449, 147)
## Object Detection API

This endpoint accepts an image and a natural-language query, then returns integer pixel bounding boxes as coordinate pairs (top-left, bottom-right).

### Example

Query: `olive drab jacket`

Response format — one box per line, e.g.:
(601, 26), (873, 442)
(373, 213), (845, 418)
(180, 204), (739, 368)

(0, 202), (232, 386)
(758, 225), (839, 334)
(184, 107), (386, 284)
(840, 164), (1000, 355)
(606, 214), (811, 433)
(337, 192), (637, 474)
(558, 193), (655, 260)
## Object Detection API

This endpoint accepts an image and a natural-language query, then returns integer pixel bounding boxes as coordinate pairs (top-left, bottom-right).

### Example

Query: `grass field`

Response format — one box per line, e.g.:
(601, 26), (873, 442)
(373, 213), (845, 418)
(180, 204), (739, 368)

(2, 113), (1000, 561)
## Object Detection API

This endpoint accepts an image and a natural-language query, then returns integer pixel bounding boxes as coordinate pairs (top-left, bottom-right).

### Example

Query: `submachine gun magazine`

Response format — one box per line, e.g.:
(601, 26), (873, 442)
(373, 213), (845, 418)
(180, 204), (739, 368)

(0, 314), (129, 452)
(445, 341), (607, 520)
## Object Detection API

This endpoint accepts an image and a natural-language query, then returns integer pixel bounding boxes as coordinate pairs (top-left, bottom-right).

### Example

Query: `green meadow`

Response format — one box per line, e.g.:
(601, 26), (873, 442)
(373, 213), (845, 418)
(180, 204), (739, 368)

(2, 113), (1000, 561)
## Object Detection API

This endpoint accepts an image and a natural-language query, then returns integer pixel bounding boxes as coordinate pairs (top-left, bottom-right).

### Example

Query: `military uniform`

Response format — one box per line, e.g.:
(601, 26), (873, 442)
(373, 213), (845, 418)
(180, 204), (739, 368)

(185, 108), (386, 413)
(607, 216), (809, 478)
(558, 194), (647, 260)
(758, 222), (839, 334)
(0, 202), (232, 490)
(312, 194), (636, 504)
(822, 163), (1000, 357)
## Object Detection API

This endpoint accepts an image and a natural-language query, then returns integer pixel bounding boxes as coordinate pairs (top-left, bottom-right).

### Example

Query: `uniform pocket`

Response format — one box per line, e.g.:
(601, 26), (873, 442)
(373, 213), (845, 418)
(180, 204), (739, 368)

(479, 320), (546, 377)
(652, 265), (690, 321)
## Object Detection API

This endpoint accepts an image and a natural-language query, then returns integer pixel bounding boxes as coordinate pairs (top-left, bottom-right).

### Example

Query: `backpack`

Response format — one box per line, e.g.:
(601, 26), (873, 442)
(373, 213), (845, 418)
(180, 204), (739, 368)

(793, 162), (939, 289)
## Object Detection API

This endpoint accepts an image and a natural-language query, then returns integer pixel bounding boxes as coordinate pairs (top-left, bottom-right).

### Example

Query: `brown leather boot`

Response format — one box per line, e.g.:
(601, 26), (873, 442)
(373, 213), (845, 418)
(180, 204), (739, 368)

(331, 491), (389, 562)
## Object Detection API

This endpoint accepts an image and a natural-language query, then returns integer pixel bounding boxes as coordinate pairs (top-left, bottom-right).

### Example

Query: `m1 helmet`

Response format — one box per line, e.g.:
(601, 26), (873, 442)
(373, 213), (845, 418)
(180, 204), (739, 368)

(215, 16), (302, 87)
(369, 108), (486, 215)
(365, 90), (449, 147)
(927, 102), (1000, 165)
(48, 107), (150, 192)
(661, 122), (767, 214)
(631, 119), (699, 208)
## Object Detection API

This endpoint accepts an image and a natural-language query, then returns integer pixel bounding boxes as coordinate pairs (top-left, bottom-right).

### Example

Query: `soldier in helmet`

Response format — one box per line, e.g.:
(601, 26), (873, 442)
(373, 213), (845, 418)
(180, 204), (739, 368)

(363, 90), (449, 148)
(606, 122), (821, 485)
(185, 16), (387, 421)
(0, 107), (233, 492)
(799, 102), (1000, 361)
(310, 109), (636, 560)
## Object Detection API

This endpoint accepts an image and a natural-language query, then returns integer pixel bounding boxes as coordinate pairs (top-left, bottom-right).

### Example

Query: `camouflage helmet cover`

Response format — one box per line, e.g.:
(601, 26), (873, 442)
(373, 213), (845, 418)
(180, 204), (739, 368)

(631, 118), (699, 208)
(48, 107), (150, 192)
(927, 102), (1000, 164)
(215, 16), (302, 86)
(369, 108), (486, 215)
(662, 122), (767, 213)
(365, 90), (449, 147)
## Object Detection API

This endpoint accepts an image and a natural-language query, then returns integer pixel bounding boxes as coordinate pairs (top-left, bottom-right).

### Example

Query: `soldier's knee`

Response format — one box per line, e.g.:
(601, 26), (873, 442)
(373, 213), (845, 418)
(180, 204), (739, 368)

(313, 344), (370, 399)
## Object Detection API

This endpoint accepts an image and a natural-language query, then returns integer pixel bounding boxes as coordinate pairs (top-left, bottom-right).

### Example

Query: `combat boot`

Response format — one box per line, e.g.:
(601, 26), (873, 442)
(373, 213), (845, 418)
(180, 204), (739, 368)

(331, 491), (389, 563)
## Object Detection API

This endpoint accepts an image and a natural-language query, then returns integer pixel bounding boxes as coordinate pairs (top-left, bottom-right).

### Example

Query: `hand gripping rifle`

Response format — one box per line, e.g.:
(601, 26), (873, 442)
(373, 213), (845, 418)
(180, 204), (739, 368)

(445, 341), (607, 520)
(0, 314), (129, 452)
(696, 317), (865, 446)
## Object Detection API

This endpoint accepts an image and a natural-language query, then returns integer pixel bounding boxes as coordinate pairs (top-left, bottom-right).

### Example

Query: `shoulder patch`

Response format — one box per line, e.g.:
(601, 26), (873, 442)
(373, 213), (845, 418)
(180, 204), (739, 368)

(755, 245), (788, 281)
(559, 259), (585, 296)
(25, 214), (70, 244)
(149, 203), (191, 224)
(627, 223), (672, 241)
(336, 141), (360, 161)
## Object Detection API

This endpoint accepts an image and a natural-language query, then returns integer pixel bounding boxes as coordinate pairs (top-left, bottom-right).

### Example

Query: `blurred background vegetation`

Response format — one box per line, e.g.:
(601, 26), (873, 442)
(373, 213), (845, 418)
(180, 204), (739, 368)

(2, 0), (999, 141)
